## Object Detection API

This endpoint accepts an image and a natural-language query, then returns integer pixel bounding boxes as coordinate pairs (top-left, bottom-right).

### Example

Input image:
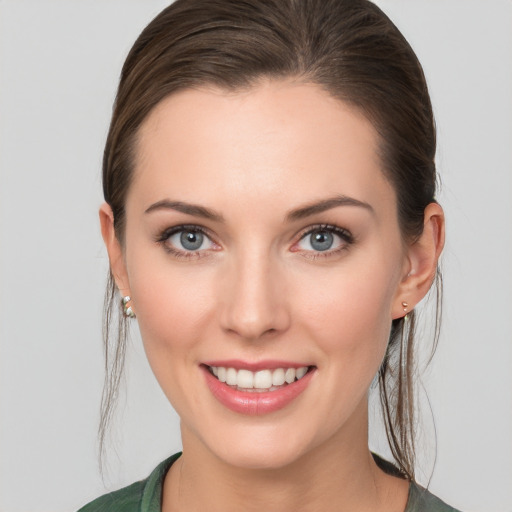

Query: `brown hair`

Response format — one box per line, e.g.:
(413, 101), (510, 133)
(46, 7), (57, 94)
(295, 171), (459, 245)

(100, 0), (441, 480)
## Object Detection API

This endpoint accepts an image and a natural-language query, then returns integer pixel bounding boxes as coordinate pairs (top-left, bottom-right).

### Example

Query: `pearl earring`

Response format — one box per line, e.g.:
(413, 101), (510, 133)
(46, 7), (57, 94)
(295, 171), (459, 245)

(122, 296), (136, 318)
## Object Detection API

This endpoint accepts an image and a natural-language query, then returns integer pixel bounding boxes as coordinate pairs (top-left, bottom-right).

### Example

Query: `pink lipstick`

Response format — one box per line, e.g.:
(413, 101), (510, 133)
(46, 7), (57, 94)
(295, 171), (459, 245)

(201, 362), (315, 415)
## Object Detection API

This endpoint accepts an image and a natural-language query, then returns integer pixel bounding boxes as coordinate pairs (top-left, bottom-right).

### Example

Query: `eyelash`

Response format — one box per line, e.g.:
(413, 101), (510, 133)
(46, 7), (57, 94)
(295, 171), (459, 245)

(294, 224), (355, 260)
(155, 223), (354, 260)
(155, 224), (217, 260)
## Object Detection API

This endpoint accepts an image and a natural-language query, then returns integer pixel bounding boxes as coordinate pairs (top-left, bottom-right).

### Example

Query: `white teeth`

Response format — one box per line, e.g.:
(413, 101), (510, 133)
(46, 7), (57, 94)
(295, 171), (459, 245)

(296, 367), (308, 379)
(237, 369), (254, 388)
(254, 370), (272, 389)
(285, 368), (296, 384)
(226, 367), (237, 386)
(272, 368), (285, 386)
(209, 365), (309, 390)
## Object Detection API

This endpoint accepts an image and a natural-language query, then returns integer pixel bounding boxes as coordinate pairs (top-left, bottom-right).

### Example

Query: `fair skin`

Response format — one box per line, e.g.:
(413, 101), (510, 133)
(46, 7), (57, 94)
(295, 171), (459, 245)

(101, 80), (444, 512)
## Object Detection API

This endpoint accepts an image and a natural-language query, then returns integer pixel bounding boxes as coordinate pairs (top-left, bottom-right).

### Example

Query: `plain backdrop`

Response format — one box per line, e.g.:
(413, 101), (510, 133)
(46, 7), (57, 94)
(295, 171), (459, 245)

(1, 1), (511, 511)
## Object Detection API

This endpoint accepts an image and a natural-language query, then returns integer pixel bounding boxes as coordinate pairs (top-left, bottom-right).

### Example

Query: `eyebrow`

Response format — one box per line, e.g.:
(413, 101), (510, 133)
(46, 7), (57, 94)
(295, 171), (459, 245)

(286, 195), (374, 221)
(144, 195), (373, 223)
(144, 200), (224, 222)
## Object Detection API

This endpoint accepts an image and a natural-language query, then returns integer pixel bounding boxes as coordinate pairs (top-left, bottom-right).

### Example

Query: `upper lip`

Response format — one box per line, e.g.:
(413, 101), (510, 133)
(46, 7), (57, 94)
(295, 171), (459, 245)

(202, 360), (313, 371)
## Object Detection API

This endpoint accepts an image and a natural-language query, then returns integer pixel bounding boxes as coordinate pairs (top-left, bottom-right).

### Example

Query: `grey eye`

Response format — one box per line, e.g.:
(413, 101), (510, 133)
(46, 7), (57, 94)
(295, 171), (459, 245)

(296, 226), (350, 254)
(180, 230), (204, 251)
(309, 230), (334, 251)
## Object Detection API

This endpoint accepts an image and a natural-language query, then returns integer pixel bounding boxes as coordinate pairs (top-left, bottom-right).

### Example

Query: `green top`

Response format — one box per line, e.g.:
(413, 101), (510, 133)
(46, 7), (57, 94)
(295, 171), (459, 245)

(78, 453), (461, 512)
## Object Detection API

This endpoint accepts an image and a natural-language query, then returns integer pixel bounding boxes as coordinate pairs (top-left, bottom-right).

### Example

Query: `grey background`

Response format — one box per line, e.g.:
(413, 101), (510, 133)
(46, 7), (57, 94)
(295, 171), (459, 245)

(0, 1), (511, 511)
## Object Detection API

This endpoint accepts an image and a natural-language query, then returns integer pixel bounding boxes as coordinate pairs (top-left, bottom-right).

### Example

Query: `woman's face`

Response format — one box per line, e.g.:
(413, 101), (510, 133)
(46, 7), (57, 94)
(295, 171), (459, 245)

(119, 81), (410, 469)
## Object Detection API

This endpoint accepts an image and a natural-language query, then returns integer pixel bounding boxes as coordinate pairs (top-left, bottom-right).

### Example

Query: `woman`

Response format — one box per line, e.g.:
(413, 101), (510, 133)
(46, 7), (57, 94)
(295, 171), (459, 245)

(80, 0), (457, 510)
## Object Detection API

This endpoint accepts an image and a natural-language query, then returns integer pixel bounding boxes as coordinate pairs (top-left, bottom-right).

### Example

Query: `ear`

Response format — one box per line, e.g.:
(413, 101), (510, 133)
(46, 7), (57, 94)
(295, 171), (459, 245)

(392, 202), (445, 319)
(99, 203), (130, 296)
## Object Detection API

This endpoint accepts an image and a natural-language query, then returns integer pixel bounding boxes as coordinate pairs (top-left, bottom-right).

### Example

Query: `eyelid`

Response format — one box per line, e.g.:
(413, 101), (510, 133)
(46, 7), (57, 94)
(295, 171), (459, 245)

(295, 223), (353, 244)
(290, 223), (354, 257)
(155, 224), (212, 241)
(155, 224), (220, 258)
(155, 222), (353, 260)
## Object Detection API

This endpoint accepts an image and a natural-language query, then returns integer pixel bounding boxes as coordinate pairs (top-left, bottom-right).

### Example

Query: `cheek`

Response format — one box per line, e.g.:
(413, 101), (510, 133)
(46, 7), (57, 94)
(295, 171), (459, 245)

(293, 258), (399, 362)
(131, 268), (214, 352)
(124, 237), (219, 391)
(127, 262), (218, 413)
(288, 259), (400, 430)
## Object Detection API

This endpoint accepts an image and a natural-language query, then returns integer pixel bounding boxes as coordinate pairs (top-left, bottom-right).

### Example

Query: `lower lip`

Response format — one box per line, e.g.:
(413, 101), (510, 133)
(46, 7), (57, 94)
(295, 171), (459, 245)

(202, 366), (315, 415)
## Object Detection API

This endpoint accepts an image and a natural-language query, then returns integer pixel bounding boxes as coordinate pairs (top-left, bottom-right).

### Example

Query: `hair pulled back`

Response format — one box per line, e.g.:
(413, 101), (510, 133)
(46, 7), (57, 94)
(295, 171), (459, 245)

(100, 0), (440, 480)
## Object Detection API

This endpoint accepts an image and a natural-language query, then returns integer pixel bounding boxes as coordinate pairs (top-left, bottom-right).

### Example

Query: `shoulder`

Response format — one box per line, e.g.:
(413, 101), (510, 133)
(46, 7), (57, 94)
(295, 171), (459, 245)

(77, 479), (145, 512)
(406, 482), (463, 512)
(77, 453), (182, 512)
(371, 454), (462, 512)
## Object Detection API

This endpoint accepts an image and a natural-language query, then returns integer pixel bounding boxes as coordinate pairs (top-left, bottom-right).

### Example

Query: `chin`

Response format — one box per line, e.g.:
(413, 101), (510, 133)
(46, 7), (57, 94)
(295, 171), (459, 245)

(192, 419), (323, 471)
(215, 442), (307, 471)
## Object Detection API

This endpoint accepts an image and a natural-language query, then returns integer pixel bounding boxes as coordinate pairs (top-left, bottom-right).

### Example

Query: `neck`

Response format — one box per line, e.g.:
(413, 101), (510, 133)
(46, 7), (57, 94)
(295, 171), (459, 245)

(163, 402), (408, 512)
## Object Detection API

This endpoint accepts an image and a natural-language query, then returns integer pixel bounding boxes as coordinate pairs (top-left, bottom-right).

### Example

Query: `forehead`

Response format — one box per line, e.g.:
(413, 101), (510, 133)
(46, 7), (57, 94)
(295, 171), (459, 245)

(131, 80), (396, 219)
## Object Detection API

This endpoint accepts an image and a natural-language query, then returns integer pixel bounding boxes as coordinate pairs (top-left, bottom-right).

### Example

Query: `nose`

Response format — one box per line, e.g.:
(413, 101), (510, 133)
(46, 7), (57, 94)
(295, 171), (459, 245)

(219, 251), (291, 341)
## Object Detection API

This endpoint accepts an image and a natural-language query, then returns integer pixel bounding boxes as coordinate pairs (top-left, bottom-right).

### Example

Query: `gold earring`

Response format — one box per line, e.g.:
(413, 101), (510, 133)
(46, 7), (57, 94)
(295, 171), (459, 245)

(122, 296), (136, 318)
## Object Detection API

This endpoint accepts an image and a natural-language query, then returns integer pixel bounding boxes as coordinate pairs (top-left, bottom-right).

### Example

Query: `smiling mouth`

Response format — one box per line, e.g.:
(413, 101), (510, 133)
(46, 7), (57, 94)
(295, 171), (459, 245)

(206, 365), (314, 393)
